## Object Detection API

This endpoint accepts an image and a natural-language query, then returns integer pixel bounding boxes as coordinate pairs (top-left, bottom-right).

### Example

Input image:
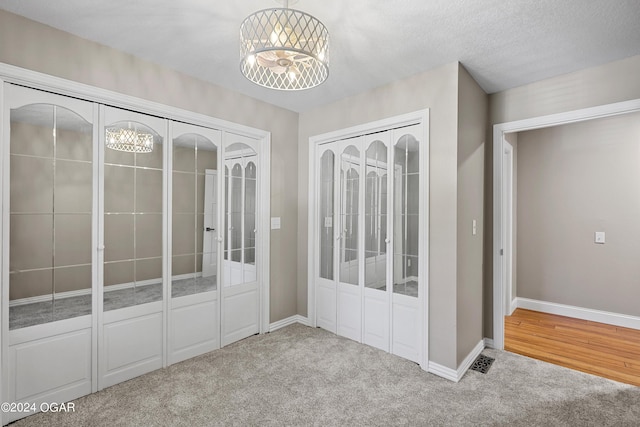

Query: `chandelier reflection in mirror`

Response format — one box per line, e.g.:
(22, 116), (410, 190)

(105, 123), (154, 153)
(240, 0), (329, 90)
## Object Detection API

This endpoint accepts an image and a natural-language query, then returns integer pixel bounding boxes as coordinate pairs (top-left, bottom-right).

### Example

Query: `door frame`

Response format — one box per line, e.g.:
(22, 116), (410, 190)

(492, 97), (640, 350)
(307, 109), (429, 369)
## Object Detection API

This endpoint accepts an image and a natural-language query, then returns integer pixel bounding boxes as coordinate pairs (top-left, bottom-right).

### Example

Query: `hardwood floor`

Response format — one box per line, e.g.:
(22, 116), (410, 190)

(505, 308), (640, 387)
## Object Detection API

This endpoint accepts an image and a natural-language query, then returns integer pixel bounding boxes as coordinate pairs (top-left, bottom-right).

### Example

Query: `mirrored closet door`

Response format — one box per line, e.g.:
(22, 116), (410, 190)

(169, 122), (221, 364)
(2, 84), (97, 423)
(312, 115), (427, 365)
(1, 78), (271, 425)
(99, 106), (166, 388)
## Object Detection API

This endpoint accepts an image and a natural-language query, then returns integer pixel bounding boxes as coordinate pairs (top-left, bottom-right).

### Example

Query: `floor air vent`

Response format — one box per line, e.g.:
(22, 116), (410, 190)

(470, 354), (495, 374)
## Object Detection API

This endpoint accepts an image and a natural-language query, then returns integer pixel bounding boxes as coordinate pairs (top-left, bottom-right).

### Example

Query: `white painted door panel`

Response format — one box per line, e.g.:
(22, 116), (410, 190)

(222, 282), (259, 346)
(363, 288), (389, 351)
(170, 295), (219, 364)
(337, 283), (361, 342)
(392, 294), (420, 363)
(101, 311), (163, 388)
(316, 280), (336, 333)
(6, 327), (92, 423)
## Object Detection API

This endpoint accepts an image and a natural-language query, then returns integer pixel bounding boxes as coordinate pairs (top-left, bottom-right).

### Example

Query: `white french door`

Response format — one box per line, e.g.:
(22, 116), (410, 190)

(99, 106), (166, 388)
(311, 112), (428, 367)
(336, 138), (363, 342)
(221, 133), (260, 346)
(2, 84), (97, 424)
(168, 122), (221, 365)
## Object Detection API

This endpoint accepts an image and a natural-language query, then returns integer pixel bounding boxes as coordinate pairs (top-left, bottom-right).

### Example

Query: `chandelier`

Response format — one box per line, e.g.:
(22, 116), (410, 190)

(105, 124), (154, 153)
(240, 0), (329, 90)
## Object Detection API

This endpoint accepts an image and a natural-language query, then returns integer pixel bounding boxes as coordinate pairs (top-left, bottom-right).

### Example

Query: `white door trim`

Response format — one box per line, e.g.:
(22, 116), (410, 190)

(492, 97), (640, 350)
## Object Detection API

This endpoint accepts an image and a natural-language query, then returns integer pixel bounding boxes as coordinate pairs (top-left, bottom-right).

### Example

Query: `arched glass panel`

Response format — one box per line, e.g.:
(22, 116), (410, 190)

(319, 150), (334, 280)
(365, 140), (387, 290)
(9, 103), (93, 329)
(340, 145), (360, 286)
(171, 132), (218, 298)
(244, 161), (257, 265)
(103, 120), (164, 310)
(393, 134), (419, 297)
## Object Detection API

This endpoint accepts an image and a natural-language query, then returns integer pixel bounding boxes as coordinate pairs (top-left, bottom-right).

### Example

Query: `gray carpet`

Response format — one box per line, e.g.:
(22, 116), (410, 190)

(11, 324), (640, 426)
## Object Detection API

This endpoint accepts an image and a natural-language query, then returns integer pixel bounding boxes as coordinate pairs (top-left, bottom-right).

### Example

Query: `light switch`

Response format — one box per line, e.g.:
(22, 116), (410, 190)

(271, 217), (281, 230)
(472, 219), (477, 236)
(594, 231), (605, 244)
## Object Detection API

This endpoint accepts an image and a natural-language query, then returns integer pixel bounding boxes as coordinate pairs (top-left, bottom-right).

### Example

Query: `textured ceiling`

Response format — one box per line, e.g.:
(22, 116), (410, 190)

(1, 0), (640, 113)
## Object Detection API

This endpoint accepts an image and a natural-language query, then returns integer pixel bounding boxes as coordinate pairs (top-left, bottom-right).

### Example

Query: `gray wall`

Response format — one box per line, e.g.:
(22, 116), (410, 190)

(484, 54), (640, 338)
(456, 66), (487, 365)
(515, 113), (640, 316)
(0, 10), (299, 323)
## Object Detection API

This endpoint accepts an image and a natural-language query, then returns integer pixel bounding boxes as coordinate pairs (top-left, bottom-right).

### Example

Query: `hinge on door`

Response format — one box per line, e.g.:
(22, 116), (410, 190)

(500, 249), (504, 256)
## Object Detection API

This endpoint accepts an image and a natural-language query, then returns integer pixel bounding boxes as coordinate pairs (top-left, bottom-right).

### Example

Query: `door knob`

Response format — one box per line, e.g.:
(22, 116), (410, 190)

(205, 227), (215, 232)
(217, 237), (223, 242)
(385, 238), (391, 244)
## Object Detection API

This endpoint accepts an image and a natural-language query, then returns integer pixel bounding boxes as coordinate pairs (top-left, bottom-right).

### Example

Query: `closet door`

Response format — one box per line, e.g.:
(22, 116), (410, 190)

(336, 138), (364, 342)
(391, 125), (422, 363)
(221, 134), (260, 346)
(362, 132), (391, 351)
(99, 106), (166, 388)
(315, 145), (337, 333)
(2, 84), (96, 424)
(168, 122), (221, 364)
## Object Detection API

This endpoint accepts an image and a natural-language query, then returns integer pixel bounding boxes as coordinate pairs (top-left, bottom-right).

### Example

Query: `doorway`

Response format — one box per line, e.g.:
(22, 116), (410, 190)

(492, 98), (640, 350)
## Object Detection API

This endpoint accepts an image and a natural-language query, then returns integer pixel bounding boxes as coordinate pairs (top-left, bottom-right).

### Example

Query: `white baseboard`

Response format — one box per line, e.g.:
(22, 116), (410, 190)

(269, 315), (310, 332)
(483, 338), (495, 349)
(509, 298), (517, 316)
(428, 362), (458, 382)
(457, 339), (485, 380)
(429, 339), (485, 383)
(516, 297), (640, 330)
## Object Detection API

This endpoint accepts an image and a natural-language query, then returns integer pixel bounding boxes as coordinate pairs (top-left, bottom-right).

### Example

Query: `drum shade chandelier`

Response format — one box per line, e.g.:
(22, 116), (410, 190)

(105, 123), (153, 153)
(240, 0), (329, 90)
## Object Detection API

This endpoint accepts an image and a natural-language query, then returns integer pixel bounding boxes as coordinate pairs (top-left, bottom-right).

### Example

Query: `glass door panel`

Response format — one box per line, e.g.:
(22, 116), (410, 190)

(9, 101), (93, 329)
(339, 145), (360, 286)
(103, 117), (164, 310)
(364, 140), (388, 291)
(171, 131), (218, 297)
(319, 150), (335, 280)
(244, 161), (257, 268)
(393, 133), (420, 297)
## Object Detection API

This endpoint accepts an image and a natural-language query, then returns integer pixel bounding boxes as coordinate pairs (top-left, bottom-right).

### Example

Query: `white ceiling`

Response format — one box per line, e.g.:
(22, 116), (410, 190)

(2, 0), (640, 113)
